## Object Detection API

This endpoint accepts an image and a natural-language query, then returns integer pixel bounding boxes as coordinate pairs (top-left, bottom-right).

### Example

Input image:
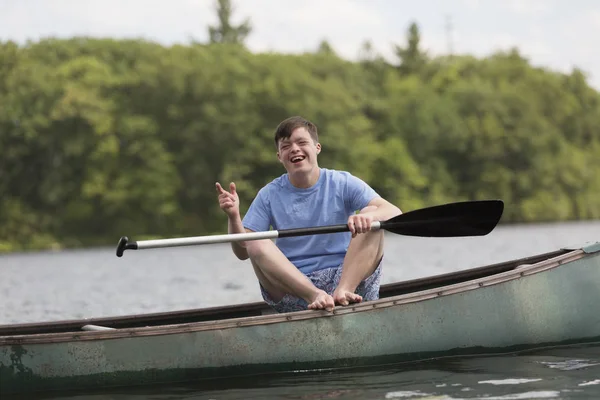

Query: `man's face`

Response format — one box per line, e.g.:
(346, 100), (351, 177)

(277, 127), (321, 174)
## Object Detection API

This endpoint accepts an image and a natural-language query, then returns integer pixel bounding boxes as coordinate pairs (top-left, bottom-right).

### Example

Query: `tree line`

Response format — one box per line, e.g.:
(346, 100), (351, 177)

(1, 1), (599, 252)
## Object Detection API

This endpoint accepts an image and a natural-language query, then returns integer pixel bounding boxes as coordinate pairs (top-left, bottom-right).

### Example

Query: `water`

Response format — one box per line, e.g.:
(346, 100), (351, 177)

(1, 220), (600, 399)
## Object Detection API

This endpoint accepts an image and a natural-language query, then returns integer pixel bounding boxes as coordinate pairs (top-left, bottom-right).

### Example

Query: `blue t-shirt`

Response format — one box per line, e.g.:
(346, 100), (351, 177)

(242, 168), (379, 274)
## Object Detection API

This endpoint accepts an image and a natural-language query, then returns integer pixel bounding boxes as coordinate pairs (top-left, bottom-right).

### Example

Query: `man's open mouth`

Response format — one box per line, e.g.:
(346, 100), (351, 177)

(291, 156), (305, 164)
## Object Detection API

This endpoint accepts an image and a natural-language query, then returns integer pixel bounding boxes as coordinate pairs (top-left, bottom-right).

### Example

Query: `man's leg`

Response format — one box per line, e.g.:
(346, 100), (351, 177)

(246, 239), (335, 311)
(333, 227), (384, 306)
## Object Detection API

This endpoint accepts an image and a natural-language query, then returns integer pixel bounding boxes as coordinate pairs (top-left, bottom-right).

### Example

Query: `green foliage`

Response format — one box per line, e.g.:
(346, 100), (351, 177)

(1, 30), (599, 252)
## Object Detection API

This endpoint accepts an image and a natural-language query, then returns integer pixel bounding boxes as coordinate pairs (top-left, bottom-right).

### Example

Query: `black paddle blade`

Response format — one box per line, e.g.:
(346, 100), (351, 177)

(381, 200), (504, 237)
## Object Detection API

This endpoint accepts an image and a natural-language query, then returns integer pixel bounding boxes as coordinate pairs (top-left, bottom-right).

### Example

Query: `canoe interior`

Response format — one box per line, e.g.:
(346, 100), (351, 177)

(0, 249), (568, 337)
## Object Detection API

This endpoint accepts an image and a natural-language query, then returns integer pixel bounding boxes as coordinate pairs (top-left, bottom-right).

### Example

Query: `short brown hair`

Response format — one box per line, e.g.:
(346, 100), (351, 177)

(274, 116), (318, 148)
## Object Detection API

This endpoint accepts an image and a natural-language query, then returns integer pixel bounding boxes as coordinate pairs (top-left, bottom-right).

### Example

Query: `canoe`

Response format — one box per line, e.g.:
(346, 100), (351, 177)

(1, 241), (599, 395)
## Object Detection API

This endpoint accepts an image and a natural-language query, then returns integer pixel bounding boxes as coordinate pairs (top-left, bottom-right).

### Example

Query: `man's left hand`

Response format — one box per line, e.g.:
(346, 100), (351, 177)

(347, 213), (375, 238)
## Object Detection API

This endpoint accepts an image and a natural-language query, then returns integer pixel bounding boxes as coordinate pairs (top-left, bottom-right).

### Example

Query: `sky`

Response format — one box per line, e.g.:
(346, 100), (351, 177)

(1, 0), (599, 89)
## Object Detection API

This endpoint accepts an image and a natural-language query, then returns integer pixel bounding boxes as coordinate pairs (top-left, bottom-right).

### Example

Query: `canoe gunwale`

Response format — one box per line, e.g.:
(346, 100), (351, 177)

(0, 248), (588, 345)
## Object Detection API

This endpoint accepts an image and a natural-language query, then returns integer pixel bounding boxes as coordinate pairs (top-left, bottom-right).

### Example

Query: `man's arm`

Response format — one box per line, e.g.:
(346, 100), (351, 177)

(362, 197), (402, 221)
(227, 214), (250, 260)
(216, 181), (252, 260)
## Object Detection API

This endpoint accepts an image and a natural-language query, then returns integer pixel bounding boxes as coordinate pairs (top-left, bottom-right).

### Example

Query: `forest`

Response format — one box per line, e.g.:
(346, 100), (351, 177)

(1, 1), (599, 252)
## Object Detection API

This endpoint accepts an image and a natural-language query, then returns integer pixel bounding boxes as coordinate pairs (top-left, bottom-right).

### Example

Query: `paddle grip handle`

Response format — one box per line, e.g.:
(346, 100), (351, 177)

(116, 236), (138, 257)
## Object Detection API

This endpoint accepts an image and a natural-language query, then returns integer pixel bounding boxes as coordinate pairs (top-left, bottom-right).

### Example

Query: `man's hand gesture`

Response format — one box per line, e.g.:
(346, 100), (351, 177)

(216, 182), (240, 219)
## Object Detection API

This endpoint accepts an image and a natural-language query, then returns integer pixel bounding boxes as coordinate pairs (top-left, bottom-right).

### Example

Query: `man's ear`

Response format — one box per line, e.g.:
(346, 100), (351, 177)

(316, 143), (322, 154)
(277, 151), (283, 163)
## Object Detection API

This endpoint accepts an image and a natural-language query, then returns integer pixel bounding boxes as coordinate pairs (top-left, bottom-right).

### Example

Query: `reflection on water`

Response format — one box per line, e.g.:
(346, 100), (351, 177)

(16, 343), (600, 400)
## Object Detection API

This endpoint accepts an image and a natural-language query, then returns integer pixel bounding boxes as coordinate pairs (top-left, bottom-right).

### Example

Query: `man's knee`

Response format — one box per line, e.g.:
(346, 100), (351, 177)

(349, 228), (384, 262)
(355, 228), (384, 242)
(369, 229), (384, 239)
(246, 239), (274, 260)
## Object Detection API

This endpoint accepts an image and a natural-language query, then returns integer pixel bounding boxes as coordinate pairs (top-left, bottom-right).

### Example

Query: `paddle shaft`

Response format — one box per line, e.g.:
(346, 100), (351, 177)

(117, 222), (382, 256)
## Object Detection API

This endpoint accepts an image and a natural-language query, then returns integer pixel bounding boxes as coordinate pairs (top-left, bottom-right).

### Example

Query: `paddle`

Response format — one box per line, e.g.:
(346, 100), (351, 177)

(116, 199), (503, 257)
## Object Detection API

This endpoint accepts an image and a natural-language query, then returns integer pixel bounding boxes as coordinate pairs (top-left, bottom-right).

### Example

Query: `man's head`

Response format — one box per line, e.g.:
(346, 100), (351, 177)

(275, 116), (322, 177)
(274, 116), (319, 147)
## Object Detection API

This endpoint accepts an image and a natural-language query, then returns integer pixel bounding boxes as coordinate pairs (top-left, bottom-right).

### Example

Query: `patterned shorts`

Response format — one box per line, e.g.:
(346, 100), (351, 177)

(260, 258), (383, 313)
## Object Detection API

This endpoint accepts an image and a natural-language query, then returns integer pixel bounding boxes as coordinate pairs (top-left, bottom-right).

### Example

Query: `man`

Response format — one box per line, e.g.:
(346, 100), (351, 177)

(216, 116), (401, 313)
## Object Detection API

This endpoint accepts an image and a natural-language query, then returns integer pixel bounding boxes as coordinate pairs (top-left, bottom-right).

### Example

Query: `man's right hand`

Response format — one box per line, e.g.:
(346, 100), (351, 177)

(216, 182), (240, 218)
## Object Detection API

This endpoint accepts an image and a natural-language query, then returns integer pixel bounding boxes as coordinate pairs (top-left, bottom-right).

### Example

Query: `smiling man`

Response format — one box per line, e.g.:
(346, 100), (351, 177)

(216, 116), (402, 313)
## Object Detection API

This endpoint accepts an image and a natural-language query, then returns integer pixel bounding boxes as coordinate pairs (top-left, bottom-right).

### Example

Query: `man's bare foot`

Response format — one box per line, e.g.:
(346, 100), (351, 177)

(307, 290), (335, 312)
(333, 288), (363, 306)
